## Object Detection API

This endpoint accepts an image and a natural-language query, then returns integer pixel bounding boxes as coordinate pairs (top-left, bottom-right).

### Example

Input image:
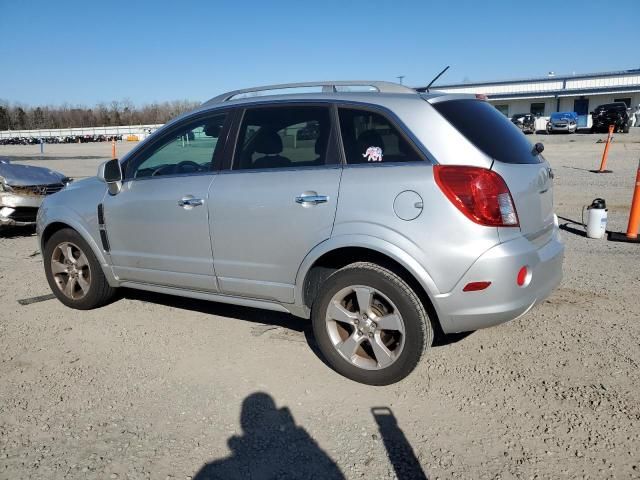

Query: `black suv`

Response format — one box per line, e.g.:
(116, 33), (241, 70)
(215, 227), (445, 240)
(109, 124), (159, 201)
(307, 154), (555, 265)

(591, 102), (631, 133)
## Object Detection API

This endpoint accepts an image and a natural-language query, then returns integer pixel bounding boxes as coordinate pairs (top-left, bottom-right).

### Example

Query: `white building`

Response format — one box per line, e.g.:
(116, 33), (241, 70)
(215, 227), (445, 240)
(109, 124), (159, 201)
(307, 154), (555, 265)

(426, 68), (640, 128)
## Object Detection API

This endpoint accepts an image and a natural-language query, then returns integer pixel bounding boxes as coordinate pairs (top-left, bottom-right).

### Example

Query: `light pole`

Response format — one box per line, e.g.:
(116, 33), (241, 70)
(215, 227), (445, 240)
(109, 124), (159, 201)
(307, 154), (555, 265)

(396, 75), (405, 85)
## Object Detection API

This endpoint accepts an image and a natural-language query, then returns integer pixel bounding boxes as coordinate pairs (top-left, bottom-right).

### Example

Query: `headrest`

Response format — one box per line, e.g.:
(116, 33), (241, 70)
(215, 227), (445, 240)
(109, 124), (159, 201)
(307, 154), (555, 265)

(357, 130), (385, 151)
(254, 130), (283, 155)
(204, 122), (222, 137)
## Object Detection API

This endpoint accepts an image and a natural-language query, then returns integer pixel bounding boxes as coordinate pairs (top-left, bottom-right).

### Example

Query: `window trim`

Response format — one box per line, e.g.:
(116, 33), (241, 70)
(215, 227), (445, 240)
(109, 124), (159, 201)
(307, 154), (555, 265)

(123, 109), (233, 181)
(335, 103), (428, 167)
(226, 102), (340, 172)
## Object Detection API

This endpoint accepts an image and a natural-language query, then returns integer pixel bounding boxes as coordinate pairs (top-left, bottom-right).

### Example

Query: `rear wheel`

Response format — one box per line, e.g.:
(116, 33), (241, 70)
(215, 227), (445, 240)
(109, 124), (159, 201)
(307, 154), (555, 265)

(44, 228), (116, 309)
(311, 262), (433, 385)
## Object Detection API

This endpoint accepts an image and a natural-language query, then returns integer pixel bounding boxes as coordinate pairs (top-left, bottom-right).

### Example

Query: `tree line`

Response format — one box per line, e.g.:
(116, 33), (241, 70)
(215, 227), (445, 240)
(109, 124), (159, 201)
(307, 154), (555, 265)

(0, 99), (201, 131)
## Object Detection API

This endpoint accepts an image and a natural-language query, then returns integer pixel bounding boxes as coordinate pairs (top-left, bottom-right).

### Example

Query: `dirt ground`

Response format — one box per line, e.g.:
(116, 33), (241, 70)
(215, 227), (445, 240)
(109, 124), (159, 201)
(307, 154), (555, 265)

(1, 131), (639, 480)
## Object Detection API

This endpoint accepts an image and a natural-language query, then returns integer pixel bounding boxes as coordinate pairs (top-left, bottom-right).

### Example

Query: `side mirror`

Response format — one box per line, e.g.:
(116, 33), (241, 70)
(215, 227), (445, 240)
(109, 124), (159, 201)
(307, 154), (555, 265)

(533, 142), (544, 155)
(97, 159), (123, 195)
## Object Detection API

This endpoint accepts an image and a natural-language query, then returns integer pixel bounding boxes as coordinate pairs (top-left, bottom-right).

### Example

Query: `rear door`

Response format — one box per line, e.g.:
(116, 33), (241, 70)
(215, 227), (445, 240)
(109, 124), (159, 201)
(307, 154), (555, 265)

(209, 103), (341, 303)
(432, 99), (555, 239)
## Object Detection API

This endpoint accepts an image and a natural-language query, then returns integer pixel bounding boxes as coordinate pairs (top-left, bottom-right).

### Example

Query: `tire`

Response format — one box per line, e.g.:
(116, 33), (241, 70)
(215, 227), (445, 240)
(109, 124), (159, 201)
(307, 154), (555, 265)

(43, 228), (116, 310)
(311, 262), (433, 385)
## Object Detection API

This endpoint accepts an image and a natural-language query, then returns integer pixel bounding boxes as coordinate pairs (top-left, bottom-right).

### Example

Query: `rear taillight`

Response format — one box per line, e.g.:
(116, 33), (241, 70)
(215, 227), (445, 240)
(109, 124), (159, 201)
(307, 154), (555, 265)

(434, 165), (519, 227)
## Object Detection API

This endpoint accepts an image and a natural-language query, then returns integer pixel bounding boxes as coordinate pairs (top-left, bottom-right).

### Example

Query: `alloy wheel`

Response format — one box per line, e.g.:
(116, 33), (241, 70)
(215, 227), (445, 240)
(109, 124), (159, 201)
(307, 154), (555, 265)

(325, 285), (406, 370)
(50, 241), (92, 300)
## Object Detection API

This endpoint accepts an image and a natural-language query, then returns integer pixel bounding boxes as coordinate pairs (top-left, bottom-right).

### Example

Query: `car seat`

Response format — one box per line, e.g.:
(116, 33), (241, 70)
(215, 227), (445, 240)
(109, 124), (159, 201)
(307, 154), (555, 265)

(252, 130), (291, 169)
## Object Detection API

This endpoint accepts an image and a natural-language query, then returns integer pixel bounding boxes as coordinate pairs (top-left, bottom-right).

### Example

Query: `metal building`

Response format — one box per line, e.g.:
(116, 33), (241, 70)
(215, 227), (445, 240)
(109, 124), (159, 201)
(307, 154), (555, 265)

(427, 68), (640, 128)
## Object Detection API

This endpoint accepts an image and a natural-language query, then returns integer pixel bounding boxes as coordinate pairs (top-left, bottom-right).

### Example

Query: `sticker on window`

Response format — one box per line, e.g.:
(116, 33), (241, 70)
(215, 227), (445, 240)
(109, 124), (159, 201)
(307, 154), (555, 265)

(363, 146), (383, 162)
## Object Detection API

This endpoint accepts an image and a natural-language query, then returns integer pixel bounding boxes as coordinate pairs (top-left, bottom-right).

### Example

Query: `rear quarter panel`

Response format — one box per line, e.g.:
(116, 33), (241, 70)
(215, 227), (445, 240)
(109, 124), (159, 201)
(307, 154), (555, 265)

(333, 163), (501, 294)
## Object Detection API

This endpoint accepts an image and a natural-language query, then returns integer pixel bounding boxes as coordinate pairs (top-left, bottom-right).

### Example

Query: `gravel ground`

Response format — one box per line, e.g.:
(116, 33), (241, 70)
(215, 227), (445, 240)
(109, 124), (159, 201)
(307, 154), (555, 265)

(1, 130), (639, 479)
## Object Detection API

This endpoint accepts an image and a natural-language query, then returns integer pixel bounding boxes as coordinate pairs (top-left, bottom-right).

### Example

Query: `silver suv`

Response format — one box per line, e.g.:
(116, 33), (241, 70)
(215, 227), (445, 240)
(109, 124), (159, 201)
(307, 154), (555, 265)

(37, 81), (564, 385)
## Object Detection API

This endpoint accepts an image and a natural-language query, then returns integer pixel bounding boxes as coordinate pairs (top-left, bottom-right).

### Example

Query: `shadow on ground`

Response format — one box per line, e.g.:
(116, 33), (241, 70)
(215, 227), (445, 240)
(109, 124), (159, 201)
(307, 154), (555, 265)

(558, 215), (588, 238)
(0, 225), (36, 239)
(192, 392), (428, 480)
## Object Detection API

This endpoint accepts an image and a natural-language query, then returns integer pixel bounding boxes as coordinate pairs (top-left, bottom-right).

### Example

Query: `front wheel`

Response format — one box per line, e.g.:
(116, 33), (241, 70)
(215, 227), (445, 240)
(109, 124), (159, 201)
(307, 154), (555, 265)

(43, 228), (116, 309)
(311, 262), (433, 385)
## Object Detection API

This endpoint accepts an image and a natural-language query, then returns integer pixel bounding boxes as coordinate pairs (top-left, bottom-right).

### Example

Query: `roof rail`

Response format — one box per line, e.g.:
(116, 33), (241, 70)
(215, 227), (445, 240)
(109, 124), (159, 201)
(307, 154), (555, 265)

(204, 81), (416, 104)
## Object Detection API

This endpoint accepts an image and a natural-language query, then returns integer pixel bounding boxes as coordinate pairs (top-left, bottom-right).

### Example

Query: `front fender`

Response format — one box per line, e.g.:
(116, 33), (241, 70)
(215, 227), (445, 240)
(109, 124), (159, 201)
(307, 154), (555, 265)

(294, 234), (446, 323)
(37, 202), (118, 287)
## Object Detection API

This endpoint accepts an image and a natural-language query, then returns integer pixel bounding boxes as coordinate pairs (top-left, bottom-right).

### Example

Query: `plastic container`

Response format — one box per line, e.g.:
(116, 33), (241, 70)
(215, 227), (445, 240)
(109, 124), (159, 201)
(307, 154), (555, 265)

(585, 198), (608, 239)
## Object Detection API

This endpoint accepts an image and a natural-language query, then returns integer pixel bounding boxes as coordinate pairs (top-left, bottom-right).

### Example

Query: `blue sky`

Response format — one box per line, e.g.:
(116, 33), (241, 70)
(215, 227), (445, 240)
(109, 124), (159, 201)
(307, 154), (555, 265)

(1, 0), (638, 105)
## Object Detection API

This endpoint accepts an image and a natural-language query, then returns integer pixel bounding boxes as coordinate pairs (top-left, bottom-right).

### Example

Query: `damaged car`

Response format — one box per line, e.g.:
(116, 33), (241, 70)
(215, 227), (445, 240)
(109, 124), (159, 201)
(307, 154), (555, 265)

(0, 157), (71, 227)
(510, 113), (536, 134)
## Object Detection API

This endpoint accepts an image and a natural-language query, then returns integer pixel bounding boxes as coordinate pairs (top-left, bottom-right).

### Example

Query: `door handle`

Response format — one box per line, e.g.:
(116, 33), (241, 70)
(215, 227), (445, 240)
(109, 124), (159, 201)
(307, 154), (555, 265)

(178, 196), (204, 208)
(295, 194), (329, 206)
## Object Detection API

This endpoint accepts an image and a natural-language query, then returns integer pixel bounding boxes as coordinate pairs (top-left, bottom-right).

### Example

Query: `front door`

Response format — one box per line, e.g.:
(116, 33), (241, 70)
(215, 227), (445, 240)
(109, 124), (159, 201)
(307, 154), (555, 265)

(103, 113), (229, 291)
(574, 98), (589, 128)
(210, 104), (341, 303)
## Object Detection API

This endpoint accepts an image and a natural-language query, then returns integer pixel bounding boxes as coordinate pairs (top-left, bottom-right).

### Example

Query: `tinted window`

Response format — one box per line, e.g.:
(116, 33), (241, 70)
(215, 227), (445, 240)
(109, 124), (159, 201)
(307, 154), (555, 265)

(338, 108), (420, 164)
(129, 114), (226, 178)
(434, 99), (541, 164)
(234, 106), (331, 170)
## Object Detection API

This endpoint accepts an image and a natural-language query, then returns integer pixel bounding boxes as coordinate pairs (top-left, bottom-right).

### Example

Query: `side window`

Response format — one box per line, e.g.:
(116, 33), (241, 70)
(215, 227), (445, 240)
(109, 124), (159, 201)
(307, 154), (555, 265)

(128, 114), (226, 178)
(338, 108), (421, 164)
(234, 106), (331, 170)
(530, 102), (545, 117)
(494, 104), (509, 116)
(614, 98), (631, 108)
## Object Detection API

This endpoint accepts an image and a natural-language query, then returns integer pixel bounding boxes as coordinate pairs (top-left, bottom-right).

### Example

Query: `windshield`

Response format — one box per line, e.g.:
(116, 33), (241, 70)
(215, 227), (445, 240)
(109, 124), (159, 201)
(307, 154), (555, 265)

(434, 99), (542, 164)
(551, 112), (576, 121)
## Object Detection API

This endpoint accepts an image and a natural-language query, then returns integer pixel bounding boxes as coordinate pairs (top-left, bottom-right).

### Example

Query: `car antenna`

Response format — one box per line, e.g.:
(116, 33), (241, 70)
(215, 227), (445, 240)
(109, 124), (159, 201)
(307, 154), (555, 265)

(425, 66), (450, 93)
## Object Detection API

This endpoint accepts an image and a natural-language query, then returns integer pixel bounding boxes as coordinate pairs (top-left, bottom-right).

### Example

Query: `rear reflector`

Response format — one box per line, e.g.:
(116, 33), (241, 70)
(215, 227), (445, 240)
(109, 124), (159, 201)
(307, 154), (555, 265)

(434, 165), (519, 227)
(517, 266), (529, 287)
(463, 281), (492, 292)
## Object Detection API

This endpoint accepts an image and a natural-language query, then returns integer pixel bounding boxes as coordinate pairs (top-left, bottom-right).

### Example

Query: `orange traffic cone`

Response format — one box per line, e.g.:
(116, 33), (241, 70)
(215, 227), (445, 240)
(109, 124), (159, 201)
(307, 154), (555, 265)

(591, 124), (615, 173)
(609, 159), (640, 243)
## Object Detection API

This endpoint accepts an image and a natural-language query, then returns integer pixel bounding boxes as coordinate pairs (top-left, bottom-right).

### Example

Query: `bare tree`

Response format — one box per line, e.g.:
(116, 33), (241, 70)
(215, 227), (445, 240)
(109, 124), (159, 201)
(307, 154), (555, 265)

(0, 99), (200, 130)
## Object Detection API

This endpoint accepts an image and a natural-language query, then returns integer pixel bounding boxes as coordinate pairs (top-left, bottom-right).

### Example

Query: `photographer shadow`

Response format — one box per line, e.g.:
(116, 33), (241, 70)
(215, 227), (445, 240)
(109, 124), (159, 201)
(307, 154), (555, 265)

(193, 392), (344, 480)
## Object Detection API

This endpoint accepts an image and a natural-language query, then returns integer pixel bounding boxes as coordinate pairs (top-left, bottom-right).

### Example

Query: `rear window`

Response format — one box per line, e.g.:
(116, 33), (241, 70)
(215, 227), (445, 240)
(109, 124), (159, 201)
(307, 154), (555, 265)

(433, 99), (541, 164)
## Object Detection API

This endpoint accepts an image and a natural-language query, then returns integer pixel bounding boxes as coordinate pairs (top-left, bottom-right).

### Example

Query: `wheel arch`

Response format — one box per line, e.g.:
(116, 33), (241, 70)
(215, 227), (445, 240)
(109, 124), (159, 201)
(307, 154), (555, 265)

(41, 221), (73, 251)
(295, 237), (448, 332)
(40, 218), (117, 286)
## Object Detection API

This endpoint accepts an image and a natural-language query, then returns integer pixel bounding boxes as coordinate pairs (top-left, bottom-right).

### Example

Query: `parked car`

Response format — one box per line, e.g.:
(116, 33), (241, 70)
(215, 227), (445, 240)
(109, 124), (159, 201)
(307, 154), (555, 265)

(510, 113), (536, 134)
(0, 134), (123, 145)
(546, 112), (578, 134)
(0, 157), (71, 227)
(296, 121), (320, 141)
(36, 81), (564, 385)
(591, 102), (631, 133)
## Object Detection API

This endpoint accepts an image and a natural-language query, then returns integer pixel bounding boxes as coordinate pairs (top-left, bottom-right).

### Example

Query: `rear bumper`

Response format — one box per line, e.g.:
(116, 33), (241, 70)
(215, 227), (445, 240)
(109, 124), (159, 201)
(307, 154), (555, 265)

(433, 226), (564, 333)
